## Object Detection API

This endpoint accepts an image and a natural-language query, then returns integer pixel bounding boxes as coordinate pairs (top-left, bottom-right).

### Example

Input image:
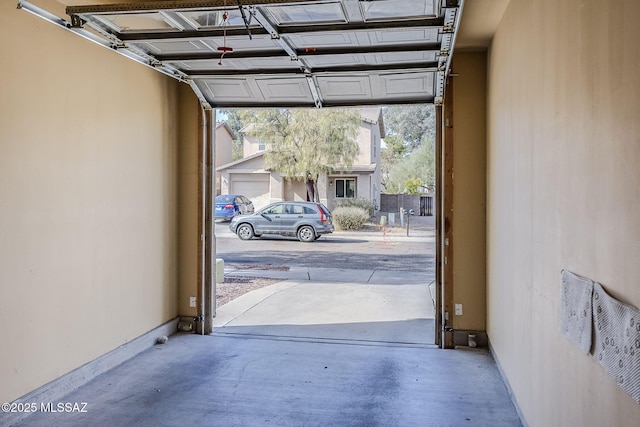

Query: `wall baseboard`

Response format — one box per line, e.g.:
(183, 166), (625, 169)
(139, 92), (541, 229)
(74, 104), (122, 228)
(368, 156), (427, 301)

(488, 338), (529, 427)
(0, 317), (179, 426)
(453, 329), (488, 347)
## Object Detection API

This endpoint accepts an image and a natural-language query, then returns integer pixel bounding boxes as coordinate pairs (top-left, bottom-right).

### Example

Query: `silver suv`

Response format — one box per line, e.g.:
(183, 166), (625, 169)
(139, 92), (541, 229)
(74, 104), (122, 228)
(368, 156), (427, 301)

(229, 201), (334, 242)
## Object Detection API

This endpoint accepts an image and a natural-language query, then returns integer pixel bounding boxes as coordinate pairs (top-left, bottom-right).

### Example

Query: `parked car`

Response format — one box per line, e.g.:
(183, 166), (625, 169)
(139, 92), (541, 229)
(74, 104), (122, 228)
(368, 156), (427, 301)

(229, 201), (334, 242)
(215, 194), (254, 220)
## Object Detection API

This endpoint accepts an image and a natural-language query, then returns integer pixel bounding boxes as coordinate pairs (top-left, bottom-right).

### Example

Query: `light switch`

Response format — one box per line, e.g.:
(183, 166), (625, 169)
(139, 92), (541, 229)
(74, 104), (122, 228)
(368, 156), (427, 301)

(455, 304), (463, 316)
(189, 297), (196, 308)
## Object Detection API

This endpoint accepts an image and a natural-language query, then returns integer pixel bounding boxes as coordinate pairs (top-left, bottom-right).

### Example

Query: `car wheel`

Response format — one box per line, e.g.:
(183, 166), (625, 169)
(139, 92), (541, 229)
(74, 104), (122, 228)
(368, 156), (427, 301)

(237, 224), (254, 240)
(297, 226), (315, 242)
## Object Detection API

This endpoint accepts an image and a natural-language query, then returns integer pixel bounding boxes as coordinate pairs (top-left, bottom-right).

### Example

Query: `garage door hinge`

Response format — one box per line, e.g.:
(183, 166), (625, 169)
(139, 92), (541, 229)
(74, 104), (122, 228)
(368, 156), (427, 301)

(442, 23), (455, 33)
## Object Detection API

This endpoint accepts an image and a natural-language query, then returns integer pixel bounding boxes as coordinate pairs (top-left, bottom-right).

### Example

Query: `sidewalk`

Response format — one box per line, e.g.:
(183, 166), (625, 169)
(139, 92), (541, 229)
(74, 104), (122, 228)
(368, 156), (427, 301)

(224, 265), (431, 284)
(335, 213), (435, 239)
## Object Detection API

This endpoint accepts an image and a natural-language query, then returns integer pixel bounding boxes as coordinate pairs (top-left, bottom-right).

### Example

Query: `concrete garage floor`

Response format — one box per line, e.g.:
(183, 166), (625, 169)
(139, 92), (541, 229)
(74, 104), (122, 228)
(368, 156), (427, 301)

(17, 276), (522, 426)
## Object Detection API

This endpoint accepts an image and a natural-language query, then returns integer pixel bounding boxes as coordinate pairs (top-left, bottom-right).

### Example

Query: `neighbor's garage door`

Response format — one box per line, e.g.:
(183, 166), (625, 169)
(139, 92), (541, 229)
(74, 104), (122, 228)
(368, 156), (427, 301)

(231, 174), (270, 209)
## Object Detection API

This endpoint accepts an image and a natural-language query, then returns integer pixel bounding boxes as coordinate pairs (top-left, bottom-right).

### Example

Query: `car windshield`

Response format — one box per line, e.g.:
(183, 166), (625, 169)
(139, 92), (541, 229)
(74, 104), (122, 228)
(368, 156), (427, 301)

(216, 195), (235, 204)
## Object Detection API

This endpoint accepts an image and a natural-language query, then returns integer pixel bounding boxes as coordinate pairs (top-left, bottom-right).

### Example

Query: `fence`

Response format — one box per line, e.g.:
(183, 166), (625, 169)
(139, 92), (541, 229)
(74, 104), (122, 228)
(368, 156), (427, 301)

(379, 193), (434, 216)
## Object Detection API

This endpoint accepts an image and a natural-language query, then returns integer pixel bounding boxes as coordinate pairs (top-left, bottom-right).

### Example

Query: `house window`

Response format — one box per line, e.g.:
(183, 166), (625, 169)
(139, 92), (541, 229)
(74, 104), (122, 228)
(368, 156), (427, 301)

(258, 138), (266, 151)
(335, 178), (356, 198)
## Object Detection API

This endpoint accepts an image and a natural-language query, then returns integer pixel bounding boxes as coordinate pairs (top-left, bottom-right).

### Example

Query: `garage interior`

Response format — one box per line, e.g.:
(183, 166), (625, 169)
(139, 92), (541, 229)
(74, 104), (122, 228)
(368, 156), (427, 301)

(2, 0), (640, 426)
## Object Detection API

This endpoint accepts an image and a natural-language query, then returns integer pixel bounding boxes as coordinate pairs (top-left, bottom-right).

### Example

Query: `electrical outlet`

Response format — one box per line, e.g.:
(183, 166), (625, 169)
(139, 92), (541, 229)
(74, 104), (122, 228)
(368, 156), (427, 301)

(189, 297), (196, 308)
(455, 304), (463, 316)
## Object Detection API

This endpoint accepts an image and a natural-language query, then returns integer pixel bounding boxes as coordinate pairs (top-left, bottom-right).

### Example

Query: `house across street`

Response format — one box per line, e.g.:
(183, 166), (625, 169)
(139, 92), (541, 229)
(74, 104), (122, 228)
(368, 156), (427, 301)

(216, 108), (385, 212)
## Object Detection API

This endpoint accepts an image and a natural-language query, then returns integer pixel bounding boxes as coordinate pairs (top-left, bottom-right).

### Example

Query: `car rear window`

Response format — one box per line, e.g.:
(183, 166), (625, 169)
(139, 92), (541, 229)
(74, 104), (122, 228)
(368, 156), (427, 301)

(317, 204), (331, 215)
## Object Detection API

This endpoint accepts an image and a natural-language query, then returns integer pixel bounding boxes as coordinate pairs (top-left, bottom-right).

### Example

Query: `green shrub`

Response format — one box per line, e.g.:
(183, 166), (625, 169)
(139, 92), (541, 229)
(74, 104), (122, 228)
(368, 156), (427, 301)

(332, 206), (370, 230)
(334, 197), (375, 217)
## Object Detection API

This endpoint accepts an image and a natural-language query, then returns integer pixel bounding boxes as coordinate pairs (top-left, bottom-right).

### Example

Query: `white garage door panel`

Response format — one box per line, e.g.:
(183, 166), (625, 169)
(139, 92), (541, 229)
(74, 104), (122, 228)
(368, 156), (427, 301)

(231, 175), (270, 209)
(232, 180), (269, 196)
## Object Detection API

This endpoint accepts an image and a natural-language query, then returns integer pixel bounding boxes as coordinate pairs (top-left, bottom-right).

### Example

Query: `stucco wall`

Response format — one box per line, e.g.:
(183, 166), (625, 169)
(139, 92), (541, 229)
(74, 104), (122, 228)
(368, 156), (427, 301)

(177, 86), (200, 318)
(242, 134), (263, 158)
(215, 125), (234, 168)
(354, 122), (372, 165)
(451, 53), (487, 332)
(486, 0), (640, 425)
(215, 124), (234, 195)
(0, 0), (183, 402)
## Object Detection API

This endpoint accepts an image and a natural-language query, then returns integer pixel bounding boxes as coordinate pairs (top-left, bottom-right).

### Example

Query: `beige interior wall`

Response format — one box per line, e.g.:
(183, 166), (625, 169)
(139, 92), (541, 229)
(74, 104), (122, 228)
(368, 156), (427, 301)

(177, 86), (200, 317)
(0, 0), (183, 402)
(486, 0), (640, 425)
(451, 53), (487, 331)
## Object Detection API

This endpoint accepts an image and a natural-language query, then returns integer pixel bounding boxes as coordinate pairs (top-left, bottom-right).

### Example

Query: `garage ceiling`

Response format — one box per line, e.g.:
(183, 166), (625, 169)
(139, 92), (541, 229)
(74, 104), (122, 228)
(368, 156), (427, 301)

(20, 0), (464, 109)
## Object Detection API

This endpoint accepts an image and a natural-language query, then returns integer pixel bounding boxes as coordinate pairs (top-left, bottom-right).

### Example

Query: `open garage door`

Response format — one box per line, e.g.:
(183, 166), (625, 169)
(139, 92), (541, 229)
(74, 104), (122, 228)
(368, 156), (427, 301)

(22, 0), (462, 109)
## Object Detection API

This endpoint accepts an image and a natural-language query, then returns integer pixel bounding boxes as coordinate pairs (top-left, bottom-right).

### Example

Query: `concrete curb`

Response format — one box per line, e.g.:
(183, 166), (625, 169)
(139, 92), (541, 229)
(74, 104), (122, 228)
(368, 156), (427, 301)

(224, 267), (431, 285)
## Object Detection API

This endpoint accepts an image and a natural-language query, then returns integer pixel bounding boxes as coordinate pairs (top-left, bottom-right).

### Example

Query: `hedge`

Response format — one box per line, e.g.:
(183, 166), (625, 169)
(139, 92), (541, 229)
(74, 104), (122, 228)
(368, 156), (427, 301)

(334, 197), (375, 217)
(332, 206), (370, 230)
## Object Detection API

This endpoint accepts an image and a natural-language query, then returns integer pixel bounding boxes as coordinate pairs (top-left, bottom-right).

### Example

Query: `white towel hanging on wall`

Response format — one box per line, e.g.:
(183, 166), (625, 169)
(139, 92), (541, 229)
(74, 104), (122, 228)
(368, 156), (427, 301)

(560, 270), (594, 355)
(592, 282), (640, 404)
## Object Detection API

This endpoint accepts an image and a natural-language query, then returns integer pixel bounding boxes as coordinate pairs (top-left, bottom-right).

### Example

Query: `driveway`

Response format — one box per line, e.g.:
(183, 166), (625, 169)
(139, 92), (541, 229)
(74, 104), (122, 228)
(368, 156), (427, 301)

(215, 271), (435, 345)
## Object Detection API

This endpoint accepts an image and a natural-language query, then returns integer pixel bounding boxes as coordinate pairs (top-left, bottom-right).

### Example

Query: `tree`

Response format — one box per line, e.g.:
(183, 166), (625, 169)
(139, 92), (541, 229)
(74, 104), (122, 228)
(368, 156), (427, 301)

(405, 177), (423, 194)
(380, 104), (436, 194)
(384, 138), (436, 194)
(243, 108), (361, 202)
(218, 109), (256, 140)
(383, 104), (436, 152)
(380, 134), (407, 189)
